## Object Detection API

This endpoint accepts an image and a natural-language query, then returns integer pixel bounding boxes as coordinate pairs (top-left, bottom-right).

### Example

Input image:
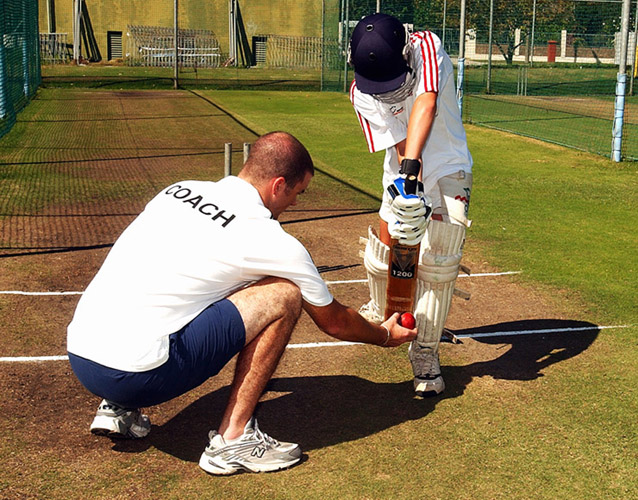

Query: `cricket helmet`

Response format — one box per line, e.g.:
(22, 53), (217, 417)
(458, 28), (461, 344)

(349, 13), (410, 95)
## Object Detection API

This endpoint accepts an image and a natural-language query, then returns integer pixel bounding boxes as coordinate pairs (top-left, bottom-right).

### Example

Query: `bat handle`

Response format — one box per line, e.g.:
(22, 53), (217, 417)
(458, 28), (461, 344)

(404, 174), (418, 195)
(400, 159), (420, 196)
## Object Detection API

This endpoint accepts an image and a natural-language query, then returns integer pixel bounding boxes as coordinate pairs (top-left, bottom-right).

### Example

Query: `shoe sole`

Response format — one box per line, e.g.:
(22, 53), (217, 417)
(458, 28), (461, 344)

(90, 415), (149, 439)
(414, 377), (445, 397)
(198, 453), (301, 475)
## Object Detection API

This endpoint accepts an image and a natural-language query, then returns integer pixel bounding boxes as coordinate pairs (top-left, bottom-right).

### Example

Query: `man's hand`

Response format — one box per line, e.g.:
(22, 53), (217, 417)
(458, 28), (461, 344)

(302, 300), (416, 348)
(380, 312), (418, 347)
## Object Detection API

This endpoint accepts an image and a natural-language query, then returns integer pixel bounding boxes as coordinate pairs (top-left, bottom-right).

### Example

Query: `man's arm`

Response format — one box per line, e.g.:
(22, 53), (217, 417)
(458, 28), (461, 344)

(396, 91), (438, 165)
(303, 299), (416, 347)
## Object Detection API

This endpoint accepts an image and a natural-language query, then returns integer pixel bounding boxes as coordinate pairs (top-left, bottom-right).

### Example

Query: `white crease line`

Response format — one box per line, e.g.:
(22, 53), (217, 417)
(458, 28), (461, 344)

(287, 341), (362, 349)
(0, 355), (70, 362)
(1, 324), (632, 363)
(0, 271), (523, 295)
(325, 271), (521, 285)
(0, 343), (363, 362)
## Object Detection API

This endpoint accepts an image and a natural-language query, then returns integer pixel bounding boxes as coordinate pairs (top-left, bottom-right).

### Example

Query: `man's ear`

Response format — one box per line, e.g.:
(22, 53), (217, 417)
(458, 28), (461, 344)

(271, 176), (287, 196)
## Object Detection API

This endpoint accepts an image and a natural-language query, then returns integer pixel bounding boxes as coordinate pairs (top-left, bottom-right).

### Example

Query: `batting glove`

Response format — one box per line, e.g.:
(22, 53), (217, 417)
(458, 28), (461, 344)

(387, 177), (432, 246)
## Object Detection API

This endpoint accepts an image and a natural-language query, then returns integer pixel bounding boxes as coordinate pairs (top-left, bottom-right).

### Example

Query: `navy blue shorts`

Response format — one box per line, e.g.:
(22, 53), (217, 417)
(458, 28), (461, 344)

(68, 299), (245, 408)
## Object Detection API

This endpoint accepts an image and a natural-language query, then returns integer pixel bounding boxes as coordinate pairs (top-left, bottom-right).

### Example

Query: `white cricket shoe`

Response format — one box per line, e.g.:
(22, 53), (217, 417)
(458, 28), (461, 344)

(199, 417), (301, 475)
(409, 341), (445, 396)
(89, 399), (151, 439)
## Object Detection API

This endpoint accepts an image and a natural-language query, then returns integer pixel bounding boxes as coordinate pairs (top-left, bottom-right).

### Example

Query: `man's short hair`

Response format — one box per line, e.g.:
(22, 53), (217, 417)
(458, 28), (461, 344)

(242, 131), (314, 189)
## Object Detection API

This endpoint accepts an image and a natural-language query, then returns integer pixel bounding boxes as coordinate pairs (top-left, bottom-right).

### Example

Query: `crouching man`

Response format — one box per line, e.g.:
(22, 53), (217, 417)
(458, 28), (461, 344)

(67, 131), (416, 475)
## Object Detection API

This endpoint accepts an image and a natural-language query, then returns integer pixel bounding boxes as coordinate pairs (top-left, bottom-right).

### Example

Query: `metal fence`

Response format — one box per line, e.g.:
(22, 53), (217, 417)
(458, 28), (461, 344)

(0, 0), (42, 139)
(39, 33), (71, 64)
(126, 25), (222, 68)
(28, 0), (638, 159)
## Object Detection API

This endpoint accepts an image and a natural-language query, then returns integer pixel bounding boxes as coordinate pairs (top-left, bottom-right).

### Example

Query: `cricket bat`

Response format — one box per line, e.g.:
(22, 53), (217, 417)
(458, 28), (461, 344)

(384, 173), (421, 320)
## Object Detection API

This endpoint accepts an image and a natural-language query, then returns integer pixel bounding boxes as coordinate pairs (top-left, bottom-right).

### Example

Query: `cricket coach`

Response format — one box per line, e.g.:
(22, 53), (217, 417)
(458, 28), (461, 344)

(67, 131), (417, 476)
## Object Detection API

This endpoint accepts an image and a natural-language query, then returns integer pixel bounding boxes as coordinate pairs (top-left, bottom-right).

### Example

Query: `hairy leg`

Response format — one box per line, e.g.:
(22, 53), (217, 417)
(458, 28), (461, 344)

(219, 278), (302, 440)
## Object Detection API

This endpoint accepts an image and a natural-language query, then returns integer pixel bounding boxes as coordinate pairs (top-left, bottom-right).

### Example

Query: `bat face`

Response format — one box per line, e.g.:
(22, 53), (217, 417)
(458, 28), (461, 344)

(389, 244), (418, 280)
(385, 240), (419, 319)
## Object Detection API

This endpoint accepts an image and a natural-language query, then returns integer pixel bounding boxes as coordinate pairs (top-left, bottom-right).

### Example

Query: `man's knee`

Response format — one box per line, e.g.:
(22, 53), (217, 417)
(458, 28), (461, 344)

(228, 277), (302, 338)
(259, 277), (303, 318)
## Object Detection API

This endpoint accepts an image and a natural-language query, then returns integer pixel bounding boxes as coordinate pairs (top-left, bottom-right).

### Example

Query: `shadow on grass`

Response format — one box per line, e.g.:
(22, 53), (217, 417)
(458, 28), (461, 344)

(113, 318), (598, 461)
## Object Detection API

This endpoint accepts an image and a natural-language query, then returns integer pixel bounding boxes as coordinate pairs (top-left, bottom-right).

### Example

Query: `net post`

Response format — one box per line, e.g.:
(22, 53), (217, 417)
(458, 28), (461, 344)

(243, 142), (251, 163)
(224, 143), (232, 177)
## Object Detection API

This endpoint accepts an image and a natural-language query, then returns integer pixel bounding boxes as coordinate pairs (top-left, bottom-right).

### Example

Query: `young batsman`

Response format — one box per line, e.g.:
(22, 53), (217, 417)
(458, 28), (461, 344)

(349, 13), (473, 396)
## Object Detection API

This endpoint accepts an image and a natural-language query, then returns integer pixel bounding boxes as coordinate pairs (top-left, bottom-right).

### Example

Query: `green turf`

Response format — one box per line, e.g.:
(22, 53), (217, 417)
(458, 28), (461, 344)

(41, 63), (322, 91)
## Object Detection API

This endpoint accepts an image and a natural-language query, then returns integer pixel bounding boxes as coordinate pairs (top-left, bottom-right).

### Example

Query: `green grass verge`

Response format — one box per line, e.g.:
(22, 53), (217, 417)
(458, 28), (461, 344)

(41, 63), (323, 91)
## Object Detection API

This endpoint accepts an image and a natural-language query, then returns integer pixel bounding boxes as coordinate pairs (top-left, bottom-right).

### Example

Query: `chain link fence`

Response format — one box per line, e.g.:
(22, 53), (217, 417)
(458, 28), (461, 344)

(331, 0), (636, 160)
(22, 0), (638, 158)
(0, 0), (42, 139)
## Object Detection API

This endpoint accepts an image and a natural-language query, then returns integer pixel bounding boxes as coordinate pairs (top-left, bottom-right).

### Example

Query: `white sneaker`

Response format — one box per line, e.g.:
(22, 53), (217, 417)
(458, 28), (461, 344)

(199, 417), (301, 475)
(89, 399), (151, 439)
(409, 342), (445, 396)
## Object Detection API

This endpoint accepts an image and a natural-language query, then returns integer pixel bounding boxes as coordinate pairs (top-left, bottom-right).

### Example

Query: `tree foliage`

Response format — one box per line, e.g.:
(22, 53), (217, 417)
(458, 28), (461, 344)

(347, 0), (625, 64)
(349, 0), (625, 35)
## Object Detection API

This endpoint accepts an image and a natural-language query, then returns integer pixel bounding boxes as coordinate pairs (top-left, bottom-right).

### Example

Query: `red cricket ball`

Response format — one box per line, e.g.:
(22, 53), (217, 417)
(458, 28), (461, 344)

(399, 312), (416, 329)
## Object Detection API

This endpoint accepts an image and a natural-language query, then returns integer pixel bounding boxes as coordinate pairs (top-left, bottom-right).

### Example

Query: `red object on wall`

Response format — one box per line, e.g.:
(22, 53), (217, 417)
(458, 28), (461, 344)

(547, 40), (557, 62)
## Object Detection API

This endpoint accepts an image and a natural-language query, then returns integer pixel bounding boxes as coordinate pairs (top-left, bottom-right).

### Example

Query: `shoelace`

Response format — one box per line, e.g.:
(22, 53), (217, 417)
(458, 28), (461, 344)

(250, 422), (280, 448)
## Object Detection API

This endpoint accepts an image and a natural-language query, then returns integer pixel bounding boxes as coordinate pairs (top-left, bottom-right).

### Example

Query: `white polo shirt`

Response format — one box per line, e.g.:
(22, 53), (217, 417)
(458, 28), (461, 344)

(350, 31), (473, 220)
(67, 176), (333, 372)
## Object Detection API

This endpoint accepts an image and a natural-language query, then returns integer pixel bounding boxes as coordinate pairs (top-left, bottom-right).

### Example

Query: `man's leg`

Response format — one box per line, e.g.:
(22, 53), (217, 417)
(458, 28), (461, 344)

(199, 277), (303, 475)
(219, 277), (302, 440)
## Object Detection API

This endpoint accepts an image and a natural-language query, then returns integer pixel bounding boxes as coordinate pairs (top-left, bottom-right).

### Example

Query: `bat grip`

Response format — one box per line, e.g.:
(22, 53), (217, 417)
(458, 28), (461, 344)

(404, 174), (418, 195)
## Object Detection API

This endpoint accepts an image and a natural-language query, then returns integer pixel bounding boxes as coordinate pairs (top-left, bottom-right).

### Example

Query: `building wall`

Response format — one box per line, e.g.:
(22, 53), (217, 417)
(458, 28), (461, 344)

(39, 0), (329, 62)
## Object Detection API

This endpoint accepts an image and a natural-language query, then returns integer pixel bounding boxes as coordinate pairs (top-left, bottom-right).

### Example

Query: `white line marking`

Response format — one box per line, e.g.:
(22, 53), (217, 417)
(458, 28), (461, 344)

(1, 324), (632, 363)
(287, 341), (362, 349)
(325, 279), (367, 285)
(325, 271), (521, 285)
(0, 355), (70, 362)
(459, 271), (522, 277)
(455, 324), (632, 339)
(0, 271), (522, 295)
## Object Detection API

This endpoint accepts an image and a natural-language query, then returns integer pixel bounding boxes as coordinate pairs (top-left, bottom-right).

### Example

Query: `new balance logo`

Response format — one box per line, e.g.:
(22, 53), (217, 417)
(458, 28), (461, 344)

(251, 446), (266, 458)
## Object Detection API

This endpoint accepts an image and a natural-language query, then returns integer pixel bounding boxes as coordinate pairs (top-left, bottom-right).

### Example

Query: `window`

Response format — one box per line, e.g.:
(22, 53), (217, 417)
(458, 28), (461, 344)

(107, 31), (122, 60)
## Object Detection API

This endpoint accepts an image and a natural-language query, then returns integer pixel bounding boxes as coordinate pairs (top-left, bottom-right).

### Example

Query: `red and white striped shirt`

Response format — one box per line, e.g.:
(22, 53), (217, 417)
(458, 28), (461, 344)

(350, 31), (472, 205)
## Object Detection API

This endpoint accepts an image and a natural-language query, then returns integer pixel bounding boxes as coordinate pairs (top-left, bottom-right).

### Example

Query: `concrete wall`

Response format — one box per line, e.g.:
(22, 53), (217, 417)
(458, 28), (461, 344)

(39, 0), (329, 61)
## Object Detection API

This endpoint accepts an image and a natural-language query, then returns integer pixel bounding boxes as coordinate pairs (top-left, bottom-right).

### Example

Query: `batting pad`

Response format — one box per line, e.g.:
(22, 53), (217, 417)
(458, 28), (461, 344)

(414, 220), (466, 348)
(359, 226), (389, 323)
